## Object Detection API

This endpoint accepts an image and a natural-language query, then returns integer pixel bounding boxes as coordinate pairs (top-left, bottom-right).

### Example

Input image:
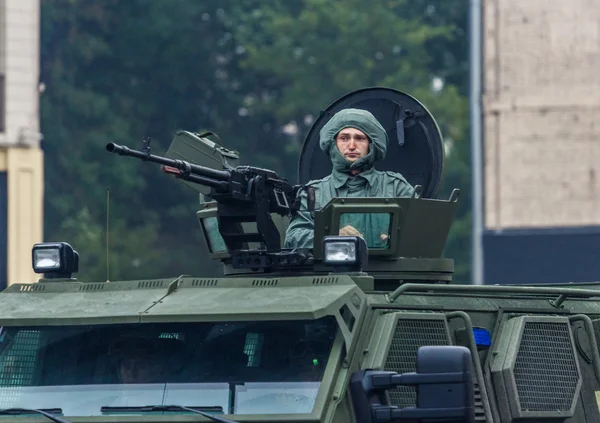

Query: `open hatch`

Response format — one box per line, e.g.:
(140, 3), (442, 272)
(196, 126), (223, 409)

(298, 87), (445, 199)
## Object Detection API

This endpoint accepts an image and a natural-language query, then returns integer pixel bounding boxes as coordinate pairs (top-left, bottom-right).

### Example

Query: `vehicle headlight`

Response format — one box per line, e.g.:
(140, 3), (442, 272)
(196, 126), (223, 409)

(32, 242), (79, 279)
(33, 247), (61, 270)
(324, 241), (357, 263)
(322, 236), (368, 272)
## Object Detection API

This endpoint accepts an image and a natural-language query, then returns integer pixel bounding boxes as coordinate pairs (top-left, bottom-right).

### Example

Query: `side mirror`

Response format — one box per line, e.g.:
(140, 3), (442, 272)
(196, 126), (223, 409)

(350, 346), (475, 423)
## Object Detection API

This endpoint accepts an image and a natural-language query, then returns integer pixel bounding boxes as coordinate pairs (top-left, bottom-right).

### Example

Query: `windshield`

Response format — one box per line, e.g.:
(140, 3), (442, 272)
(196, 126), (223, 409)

(0, 317), (338, 417)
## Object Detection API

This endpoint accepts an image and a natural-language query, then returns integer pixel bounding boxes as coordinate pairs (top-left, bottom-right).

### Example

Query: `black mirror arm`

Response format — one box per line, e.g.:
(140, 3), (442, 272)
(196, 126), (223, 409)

(369, 370), (470, 389)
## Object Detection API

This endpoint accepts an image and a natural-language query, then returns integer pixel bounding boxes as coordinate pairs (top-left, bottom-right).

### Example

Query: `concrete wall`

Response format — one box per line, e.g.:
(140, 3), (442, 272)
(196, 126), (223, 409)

(483, 0), (600, 230)
(0, 0), (43, 287)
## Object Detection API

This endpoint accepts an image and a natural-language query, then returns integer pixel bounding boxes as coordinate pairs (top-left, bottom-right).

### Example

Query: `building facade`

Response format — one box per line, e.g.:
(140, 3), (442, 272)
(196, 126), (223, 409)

(0, 0), (44, 289)
(481, 0), (600, 284)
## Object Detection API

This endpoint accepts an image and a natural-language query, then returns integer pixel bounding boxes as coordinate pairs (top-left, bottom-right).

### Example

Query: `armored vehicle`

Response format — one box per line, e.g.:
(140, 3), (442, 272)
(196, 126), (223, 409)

(0, 88), (598, 423)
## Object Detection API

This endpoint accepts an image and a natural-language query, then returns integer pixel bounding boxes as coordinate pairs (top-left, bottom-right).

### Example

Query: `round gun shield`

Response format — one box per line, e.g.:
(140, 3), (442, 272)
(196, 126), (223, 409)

(298, 87), (445, 198)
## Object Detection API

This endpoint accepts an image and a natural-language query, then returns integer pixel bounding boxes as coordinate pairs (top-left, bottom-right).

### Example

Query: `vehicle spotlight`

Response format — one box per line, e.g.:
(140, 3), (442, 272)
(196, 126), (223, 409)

(322, 235), (368, 272)
(32, 242), (79, 279)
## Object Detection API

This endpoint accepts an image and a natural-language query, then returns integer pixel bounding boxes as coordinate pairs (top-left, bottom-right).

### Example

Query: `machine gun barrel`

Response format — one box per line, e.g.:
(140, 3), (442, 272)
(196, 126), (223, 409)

(106, 142), (230, 190)
(106, 137), (307, 256)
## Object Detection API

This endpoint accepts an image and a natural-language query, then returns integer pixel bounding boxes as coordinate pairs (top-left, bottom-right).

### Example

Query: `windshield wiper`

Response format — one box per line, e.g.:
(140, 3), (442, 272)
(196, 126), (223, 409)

(0, 408), (71, 423)
(101, 405), (239, 423)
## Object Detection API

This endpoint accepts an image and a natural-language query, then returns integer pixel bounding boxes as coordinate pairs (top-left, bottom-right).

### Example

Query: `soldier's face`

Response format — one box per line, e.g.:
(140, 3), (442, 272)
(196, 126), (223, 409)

(335, 128), (369, 162)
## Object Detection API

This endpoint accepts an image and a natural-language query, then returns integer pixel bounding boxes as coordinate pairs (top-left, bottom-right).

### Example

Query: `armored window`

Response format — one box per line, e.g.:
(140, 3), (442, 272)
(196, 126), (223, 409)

(338, 212), (392, 249)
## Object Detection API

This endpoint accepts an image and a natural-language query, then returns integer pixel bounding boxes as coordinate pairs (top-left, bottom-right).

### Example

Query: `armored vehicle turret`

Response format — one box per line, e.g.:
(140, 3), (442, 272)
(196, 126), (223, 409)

(0, 88), (599, 423)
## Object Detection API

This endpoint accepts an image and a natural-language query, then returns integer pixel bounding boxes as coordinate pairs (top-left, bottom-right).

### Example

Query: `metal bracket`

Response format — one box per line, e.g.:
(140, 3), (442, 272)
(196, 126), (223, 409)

(412, 185), (423, 199)
(448, 188), (460, 203)
(549, 294), (567, 309)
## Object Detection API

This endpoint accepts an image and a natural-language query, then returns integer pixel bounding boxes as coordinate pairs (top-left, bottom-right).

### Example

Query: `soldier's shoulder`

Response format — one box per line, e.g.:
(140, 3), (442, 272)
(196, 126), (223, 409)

(305, 174), (333, 187)
(381, 170), (411, 184)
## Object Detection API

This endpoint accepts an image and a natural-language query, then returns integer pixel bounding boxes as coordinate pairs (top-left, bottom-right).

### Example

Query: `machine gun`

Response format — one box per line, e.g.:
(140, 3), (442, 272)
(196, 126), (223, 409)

(106, 138), (314, 269)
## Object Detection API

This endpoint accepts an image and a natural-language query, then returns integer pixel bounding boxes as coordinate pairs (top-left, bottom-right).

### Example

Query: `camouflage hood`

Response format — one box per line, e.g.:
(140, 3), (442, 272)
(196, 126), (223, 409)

(319, 108), (388, 173)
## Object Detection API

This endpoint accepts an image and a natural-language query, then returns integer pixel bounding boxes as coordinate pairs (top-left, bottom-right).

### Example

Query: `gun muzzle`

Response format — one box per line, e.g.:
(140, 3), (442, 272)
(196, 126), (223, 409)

(106, 142), (130, 155)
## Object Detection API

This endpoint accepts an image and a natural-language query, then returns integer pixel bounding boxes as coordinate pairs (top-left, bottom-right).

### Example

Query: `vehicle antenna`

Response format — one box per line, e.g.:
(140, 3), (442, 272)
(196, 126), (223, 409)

(106, 188), (110, 283)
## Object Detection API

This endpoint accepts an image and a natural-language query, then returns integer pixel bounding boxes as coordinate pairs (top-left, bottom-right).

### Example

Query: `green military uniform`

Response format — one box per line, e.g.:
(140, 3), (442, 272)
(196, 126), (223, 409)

(284, 108), (414, 249)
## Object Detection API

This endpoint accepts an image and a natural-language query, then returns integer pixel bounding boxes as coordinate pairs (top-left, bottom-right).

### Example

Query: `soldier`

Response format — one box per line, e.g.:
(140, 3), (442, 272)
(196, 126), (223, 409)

(284, 108), (414, 249)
